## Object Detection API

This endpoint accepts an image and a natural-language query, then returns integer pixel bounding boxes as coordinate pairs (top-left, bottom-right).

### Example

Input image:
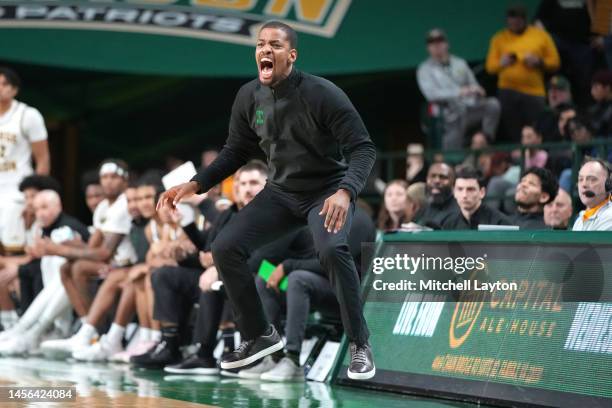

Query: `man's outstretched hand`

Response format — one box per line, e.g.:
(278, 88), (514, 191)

(157, 181), (200, 212)
(319, 188), (351, 234)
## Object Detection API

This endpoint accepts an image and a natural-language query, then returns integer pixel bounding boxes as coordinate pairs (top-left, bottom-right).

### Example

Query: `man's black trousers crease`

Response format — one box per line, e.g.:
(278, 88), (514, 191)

(211, 184), (369, 345)
(151, 266), (201, 332)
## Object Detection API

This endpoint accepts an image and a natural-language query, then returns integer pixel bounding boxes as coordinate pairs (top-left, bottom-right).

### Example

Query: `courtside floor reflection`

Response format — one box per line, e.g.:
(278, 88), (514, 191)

(0, 357), (495, 407)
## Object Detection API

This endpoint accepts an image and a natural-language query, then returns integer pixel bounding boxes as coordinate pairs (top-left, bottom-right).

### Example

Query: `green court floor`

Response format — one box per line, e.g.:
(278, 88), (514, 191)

(0, 357), (496, 407)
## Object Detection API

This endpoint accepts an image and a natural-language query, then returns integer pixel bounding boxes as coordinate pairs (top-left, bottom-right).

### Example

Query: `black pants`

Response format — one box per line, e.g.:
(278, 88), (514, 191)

(151, 265), (201, 326)
(211, 184), (369, 345)
(498, 89), (546, 142)
(194, 290), (227, 358)
(256, 270), (339, 354)
(18, 259), (43, 314)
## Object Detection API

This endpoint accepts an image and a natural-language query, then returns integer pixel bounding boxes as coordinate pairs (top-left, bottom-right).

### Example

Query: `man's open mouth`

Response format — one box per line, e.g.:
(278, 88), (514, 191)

(260, 57), (274, 78)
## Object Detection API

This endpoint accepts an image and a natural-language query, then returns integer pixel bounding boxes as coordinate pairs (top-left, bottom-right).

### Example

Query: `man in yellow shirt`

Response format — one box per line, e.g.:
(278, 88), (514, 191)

(486, 5), (560, 142)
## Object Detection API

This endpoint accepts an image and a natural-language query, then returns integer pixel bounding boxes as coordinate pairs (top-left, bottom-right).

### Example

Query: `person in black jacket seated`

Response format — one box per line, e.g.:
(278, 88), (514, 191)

(510, 167), (557, 230)
(246, 206), (375, 382)
(416, 162), (458, 229)
(442, 167), (511, 230)
(137, 160), (268, 370)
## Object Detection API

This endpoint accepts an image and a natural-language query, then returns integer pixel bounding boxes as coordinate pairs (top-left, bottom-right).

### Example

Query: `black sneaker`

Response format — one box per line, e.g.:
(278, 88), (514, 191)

(130, 340), (182, 369)
(220, 325), (284, 370)
(164, 354), (219, 375)
(347, 342), (376, 380)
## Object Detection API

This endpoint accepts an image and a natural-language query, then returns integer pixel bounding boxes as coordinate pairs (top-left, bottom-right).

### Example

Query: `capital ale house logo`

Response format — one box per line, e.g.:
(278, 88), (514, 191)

(0, 0), (351, 45)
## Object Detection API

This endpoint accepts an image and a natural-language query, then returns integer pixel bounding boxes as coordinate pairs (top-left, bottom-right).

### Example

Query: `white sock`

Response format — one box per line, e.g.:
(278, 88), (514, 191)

(106, 323), (125, 347)
(139, 327), (151, 342)
(77, 323), (97, 340)
(151, 330), (162, 342)
(1, 310), (18, 329)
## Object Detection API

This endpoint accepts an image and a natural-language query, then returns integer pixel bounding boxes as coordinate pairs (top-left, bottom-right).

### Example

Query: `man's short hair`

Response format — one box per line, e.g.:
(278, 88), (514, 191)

(427, 161), (456, 182)
(507, 4), (527, 19)
(522, 167), (558, 204)
(564, 115), (594, 136)
(239, 160), (269, 177)
(136, 173), (165, 201)
(581, 157), (611, 177)
(592, 70), (612, 87)
(19, 175), (61, 193)
(80, 170), (101, 192)
(0, 66), (21, 89)
(260, 21), (298, 49)
(456, 167), (486, 188)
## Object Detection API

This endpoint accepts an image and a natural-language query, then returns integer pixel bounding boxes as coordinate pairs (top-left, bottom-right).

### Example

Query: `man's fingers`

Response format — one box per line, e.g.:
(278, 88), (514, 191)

(156, 192), (168, 211)
(172, 187), (186, 206)
(333, 209), (346, 233)
(319, 199), (329, 216)
(326, 205), (339, 232)
(324, 203), (336, 229)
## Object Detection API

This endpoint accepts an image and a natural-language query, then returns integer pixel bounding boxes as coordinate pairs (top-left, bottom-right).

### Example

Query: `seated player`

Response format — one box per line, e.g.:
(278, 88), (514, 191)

(0, 190), (89, 354)
(39, 159), (136, 355)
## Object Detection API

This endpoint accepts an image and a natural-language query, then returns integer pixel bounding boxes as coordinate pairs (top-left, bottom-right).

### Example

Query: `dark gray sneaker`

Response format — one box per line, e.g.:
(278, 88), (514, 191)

(220, 325), (284, 370)
(347, 342), (375, 380)
(164, 354), (219, 375)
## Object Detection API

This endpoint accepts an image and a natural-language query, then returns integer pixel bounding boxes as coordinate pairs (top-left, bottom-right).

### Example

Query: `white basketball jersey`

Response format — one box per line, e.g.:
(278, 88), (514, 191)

(0, 100), (47, 191)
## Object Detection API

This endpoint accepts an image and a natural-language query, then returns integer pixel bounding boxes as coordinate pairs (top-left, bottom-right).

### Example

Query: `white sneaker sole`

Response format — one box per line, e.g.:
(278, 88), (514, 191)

(347, 366), (376, 380)
(220, 370), (241, 378)
(164, 367), (220, 375)
(220, 339), (284, 370)
(260, 373), (305, 382)
(237, 370), (266, 379)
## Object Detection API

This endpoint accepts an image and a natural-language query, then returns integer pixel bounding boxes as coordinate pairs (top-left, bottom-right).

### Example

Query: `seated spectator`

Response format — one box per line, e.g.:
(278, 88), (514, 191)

(544, 188), (573, 230)
(38, 159), (136, 355)
(486, 5), (560, 142)
(485, 152), (520, 213)
(0, 190), (89, 355)
(545, 104), (578, 177)
(547, 75), (573, 109)
(251, 206), (376, 382)
(514, 125), (548, 169)
(67, 180), (158, 362)
(510, 167), (558, 229)
(415, 163), (458, 228)
(405, 182), (426, 223)
(572, 159), (612, 231)
(81, 171), (105, 218)
(417, 28), (500, 148)
(537, 79), (574, 142)
(442, 167), (510, 229)
(376, 180), (408, 232)
(587, 70), (612, 138)
(405, 144), (427, 184)
(558, 117), (612, 193)
(462, 131), (492, 173)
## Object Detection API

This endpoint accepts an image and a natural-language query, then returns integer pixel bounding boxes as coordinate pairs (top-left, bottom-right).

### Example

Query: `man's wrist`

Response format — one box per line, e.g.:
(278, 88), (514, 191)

(338, 187), (353, 201)
(189, 180), (201, 193)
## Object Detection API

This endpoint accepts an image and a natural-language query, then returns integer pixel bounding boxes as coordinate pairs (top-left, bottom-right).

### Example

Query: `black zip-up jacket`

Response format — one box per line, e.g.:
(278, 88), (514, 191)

(191, 68), (376, 200)
(441, 204), (512, 230)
